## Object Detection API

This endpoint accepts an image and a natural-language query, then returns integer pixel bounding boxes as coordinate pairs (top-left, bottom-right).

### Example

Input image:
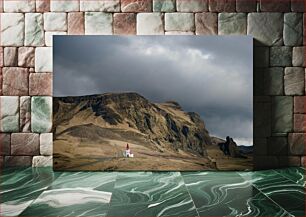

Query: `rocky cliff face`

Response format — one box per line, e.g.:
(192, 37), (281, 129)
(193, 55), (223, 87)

(53, 92), (212, 157)
(210, 136), (249, 158)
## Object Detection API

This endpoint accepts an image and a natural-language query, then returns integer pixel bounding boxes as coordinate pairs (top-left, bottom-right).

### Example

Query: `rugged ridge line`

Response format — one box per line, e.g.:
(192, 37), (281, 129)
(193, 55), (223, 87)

(53, 92), (212, 157)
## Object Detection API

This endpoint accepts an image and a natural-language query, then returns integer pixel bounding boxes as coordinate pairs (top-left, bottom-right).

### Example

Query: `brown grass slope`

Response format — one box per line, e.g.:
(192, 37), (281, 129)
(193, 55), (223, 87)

(53, 92), (215, 170)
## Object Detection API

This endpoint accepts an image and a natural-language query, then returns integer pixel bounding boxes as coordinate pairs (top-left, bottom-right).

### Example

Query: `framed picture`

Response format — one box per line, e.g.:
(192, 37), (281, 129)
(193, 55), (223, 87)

(53, 36), (253, 171)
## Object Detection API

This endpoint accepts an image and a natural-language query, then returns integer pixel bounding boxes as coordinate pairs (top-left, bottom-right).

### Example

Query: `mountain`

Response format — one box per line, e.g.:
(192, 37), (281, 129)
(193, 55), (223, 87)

(210, 136), (225, 146)
(207, 136), (253, 170)
(210, 136), (249, 158)
(53, 92), (215, 170)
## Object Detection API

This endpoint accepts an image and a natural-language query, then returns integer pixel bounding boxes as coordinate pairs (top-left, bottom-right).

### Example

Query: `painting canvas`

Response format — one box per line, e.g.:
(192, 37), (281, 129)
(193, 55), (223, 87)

(53, 36), (253, 171)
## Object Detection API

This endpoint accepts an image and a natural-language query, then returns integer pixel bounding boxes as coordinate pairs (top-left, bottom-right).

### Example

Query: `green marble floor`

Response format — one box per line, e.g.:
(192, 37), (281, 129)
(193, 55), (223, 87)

(0, 167), (305, 216)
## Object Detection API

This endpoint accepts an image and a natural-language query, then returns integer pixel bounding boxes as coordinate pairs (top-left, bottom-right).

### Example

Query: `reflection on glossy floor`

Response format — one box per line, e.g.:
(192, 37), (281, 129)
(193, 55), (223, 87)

(0, 167), (305, 216)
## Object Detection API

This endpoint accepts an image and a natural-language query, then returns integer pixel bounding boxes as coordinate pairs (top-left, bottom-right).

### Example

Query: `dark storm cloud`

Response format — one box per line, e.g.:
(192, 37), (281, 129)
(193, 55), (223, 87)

(53, 36), (253, 145)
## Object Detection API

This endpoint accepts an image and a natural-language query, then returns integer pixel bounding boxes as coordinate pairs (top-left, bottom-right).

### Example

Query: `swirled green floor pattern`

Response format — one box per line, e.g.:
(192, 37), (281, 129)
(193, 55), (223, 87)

(0, 167), (305, 216)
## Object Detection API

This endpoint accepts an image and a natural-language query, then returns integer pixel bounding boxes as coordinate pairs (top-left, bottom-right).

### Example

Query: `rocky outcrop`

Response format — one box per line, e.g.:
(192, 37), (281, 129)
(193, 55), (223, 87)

(53, 92), (212, 157)
(211, 136), (249, 158)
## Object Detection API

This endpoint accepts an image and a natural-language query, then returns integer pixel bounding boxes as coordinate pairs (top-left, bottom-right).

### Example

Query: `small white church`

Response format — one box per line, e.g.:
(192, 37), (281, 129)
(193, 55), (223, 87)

(124, 143), (134, 158)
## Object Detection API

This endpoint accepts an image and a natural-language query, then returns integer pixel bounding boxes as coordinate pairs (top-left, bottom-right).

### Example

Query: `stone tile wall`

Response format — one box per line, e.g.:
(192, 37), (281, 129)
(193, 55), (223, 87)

(0, 0), (305, 169)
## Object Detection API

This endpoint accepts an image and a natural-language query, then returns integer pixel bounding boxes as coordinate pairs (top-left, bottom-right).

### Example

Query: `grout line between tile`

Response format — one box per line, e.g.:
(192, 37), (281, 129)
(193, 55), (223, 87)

(235, 171), (294, 217)
(17, 169), (64, 216)
(273, 169), (305, 187)
(180, 172), (200, 217)
(108, 172), (119, 207)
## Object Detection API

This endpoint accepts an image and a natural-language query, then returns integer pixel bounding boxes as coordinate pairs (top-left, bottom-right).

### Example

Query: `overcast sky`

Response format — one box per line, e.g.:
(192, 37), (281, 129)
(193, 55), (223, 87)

(54, 36), (253, 146)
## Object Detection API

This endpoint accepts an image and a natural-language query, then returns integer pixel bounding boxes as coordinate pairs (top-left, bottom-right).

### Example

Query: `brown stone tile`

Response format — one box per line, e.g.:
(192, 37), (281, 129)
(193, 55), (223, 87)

(195, 12), (217, 35)
(278, 156), (301, 167)
(0, 0), (3, 13)
(0, 47), (3, 67)
(208, 0), (235, 12)
(121, 0), (152, 12)
(294, 96), (305, 113)
(20, 96), (31, 132)
(4, 156), (32, 167)
(0, 133), (11, 155)
(2, 67), (29, 96)
(0, 68), (2, 95)
(29, 73), (52, 96)
(68, 12), (85, 35)
(294, 114), (306, 132)
(236, 0), (256, 12)
(18, 47), (35, 67)
(304, 13), (306, 46)
(260, 0), (290, 12)
(301, 156), (306, 167)
(114, 13), (137, 35)
(291, 0), (305, 12)
(11, 133), (39, 155)
(36, 0), (50, 12)
(4, 47), (18, 66)
(288, 133), (305, 155)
